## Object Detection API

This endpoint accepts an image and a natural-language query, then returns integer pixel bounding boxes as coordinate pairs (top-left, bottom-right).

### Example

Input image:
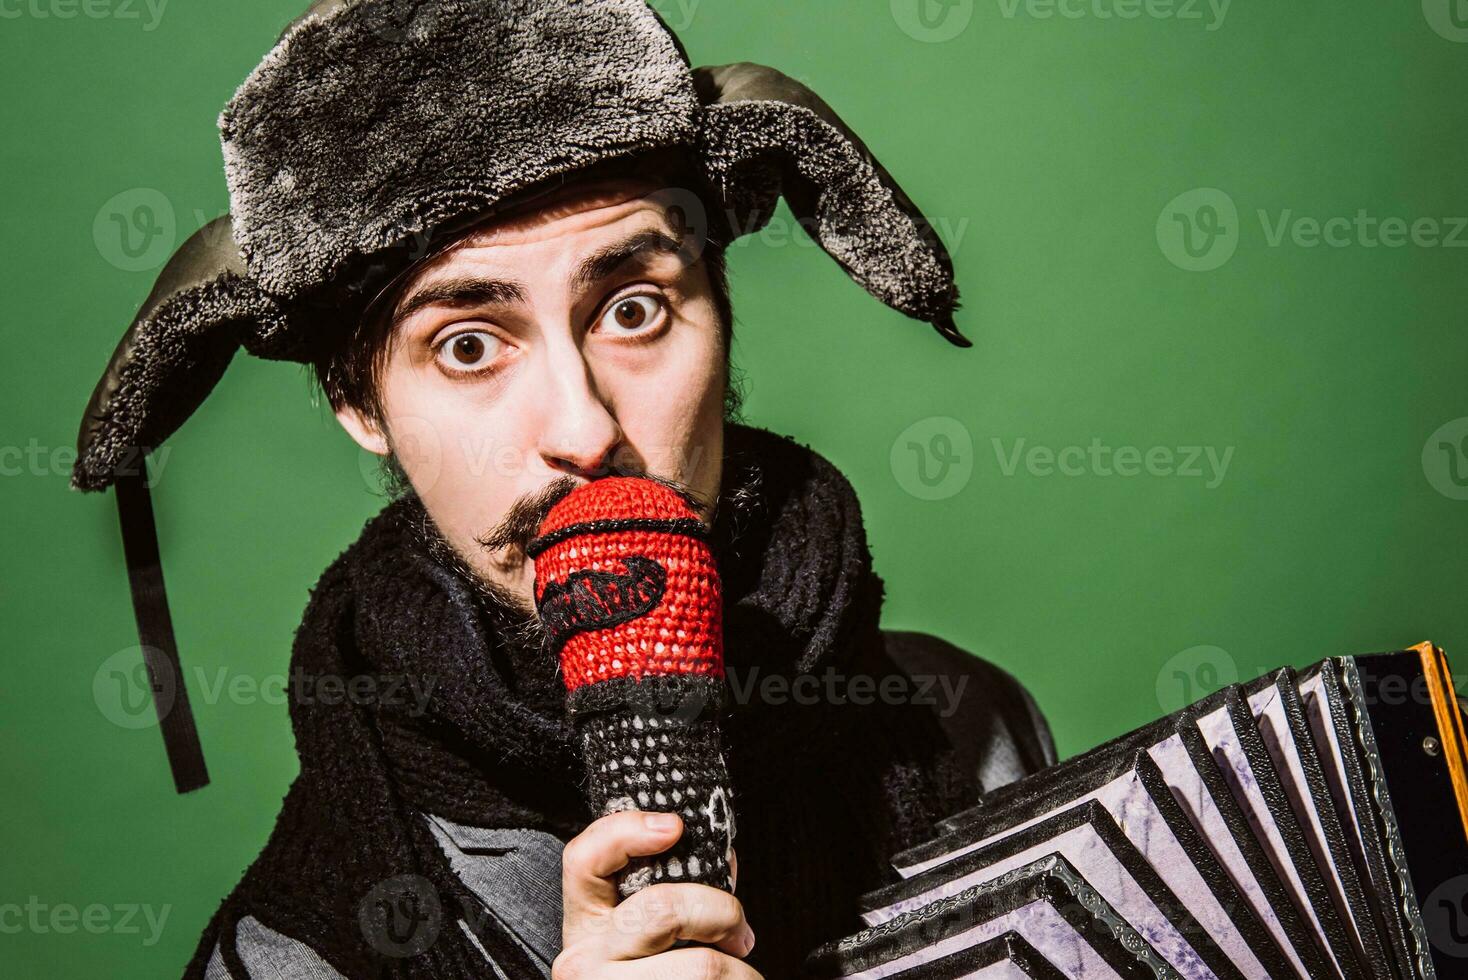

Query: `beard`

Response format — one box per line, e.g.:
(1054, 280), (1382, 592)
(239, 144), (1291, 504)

(401, 495), (549, 649)
(379, 452), (717, 704)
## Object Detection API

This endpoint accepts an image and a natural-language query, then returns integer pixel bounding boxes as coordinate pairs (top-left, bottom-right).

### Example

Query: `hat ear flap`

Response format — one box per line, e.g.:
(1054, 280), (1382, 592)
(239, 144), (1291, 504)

(693, 62), (970, 347)
(72, 213), (287, 794)
(73, 214), (286, 492)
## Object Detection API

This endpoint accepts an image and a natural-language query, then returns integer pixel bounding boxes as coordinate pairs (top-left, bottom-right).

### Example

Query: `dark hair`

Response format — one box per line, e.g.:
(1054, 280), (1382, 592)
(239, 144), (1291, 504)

(311, 160), (742, 429)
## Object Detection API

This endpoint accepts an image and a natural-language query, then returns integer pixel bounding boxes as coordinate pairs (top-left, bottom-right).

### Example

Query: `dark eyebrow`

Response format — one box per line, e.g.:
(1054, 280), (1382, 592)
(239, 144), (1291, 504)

(571, 228), (687, 291)
(390, 228), (686, 334)
(391, 276), (528, 332)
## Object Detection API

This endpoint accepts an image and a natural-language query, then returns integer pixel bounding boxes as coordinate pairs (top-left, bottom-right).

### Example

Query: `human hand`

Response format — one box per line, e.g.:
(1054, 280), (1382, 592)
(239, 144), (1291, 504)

(552, 810), (760, 979)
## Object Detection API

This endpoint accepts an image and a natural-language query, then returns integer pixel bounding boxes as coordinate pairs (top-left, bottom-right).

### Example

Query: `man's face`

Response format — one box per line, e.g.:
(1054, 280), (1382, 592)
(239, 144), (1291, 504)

(335, 177), (728, 615)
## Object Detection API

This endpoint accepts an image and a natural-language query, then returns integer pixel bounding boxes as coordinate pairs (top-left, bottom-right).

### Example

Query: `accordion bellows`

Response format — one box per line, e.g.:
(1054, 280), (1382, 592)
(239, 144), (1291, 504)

(806, 643), (1468, 980)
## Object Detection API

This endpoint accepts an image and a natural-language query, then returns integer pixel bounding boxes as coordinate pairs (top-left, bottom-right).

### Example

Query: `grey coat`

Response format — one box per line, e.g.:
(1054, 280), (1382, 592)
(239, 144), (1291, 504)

(201, 630), (1056, 978)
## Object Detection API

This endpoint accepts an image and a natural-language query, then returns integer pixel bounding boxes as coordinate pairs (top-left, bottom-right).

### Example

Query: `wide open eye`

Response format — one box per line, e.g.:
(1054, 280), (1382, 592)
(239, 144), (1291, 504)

(435, 330), (503, 373)
(597, 294), (666, 336)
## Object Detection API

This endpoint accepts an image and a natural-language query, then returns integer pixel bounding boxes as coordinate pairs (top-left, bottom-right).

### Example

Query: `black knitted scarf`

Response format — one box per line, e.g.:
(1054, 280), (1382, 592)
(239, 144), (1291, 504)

(183, 422), (981, 979)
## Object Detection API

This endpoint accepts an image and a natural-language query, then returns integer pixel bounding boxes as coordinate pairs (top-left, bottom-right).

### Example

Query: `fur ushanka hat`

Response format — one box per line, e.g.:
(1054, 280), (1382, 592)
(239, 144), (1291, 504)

(73, 0), (972, 793)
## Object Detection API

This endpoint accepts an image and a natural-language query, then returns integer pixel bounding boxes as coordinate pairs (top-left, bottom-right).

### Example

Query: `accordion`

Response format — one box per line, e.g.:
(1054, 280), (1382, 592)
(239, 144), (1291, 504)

(806, 643), (1468, 980)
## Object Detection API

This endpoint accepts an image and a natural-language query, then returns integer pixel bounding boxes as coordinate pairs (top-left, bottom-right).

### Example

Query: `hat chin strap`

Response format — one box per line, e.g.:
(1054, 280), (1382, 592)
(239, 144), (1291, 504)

(73, 214), (277, 793)
(115, 461), (210, 793)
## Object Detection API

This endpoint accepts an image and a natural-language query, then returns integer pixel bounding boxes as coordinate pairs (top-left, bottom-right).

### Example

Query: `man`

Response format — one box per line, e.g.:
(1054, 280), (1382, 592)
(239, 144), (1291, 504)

(72, 2), (1056, 976)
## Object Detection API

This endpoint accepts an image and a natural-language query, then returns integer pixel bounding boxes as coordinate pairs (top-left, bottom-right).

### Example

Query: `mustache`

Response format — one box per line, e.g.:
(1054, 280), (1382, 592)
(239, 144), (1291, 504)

(474, 470), (714, 557)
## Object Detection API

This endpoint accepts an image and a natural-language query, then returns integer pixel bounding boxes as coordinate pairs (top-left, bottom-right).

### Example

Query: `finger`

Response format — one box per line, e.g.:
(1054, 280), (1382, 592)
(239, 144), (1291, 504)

(641, 945), (764, 978)
(730, 848), (738, 892)
(561, 810), (684, 923)
(603, 882), (754, 961)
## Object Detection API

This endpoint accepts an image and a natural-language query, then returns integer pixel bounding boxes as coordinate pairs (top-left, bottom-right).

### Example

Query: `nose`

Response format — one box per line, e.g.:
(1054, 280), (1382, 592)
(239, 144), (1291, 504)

(534, 341), (625, 480)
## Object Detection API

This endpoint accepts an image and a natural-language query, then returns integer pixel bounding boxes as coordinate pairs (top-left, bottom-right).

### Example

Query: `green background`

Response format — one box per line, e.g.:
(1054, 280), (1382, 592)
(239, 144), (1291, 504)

(3, 0), (1465, 975)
